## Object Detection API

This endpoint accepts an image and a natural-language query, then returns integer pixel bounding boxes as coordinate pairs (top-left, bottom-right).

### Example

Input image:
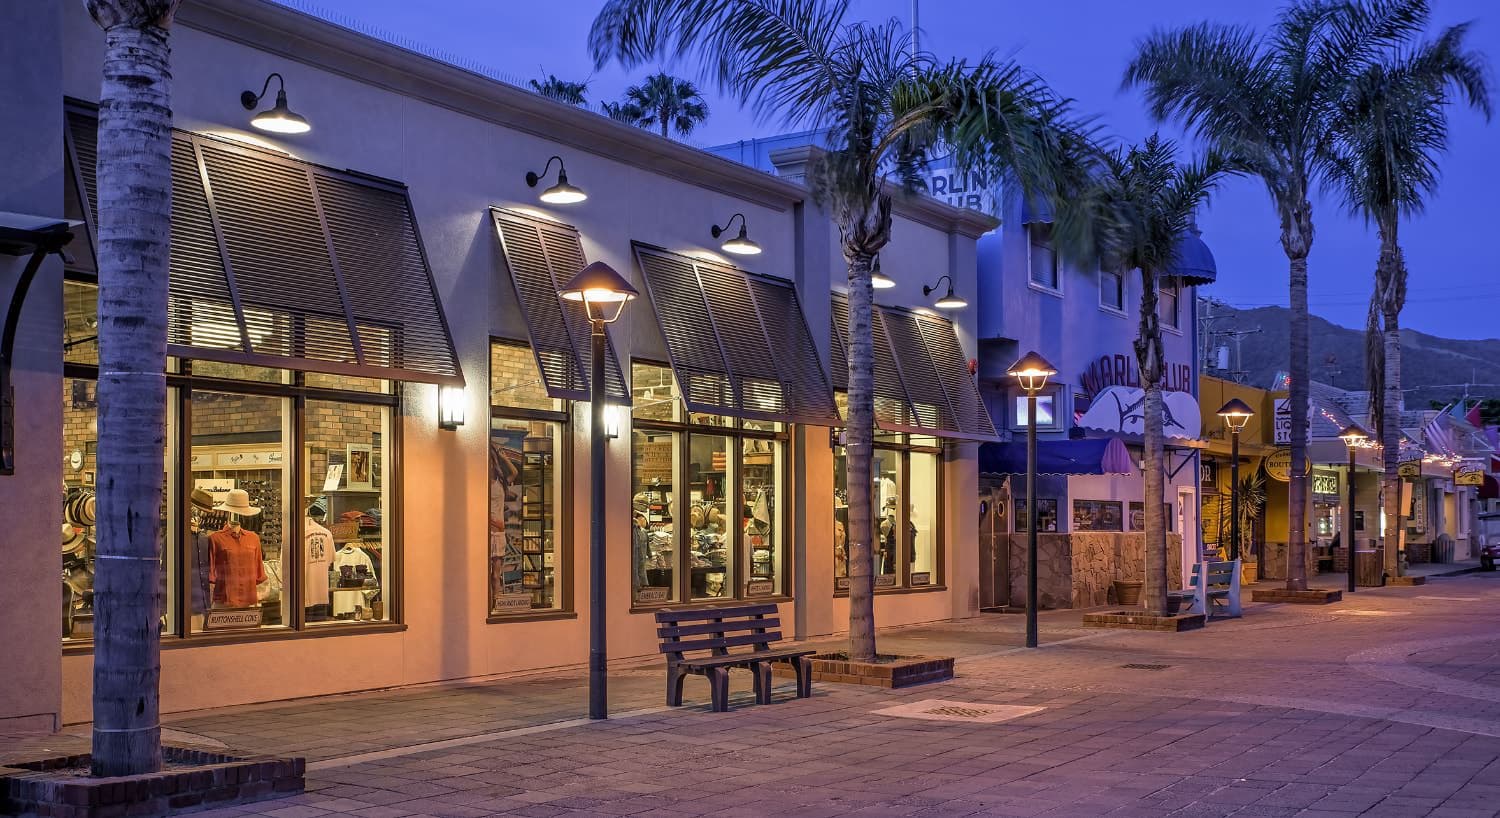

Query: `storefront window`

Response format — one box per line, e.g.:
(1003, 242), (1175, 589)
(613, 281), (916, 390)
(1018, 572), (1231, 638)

(489, 340), (570, 617)
(631, 361), (788, 605)
(63, 376), (176, 642)
(1073, 500), (1125, 532)
(834, 434), (942, 590)
(189, 390), (291, 633)
(305, 400), (391, 624)
(1015, 498), (1059, 533)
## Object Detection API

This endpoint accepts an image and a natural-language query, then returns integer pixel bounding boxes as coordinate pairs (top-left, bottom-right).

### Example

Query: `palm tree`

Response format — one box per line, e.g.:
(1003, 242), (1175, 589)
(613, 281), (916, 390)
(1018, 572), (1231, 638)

(620, 72), (710, 138)
(1125, 0), (1430, 591)
(602, 99), (644, 124)
(85, 0), (179, 777)
(1328, 12), (1491, 576)
(529, 73), (589, 106)
(592, 0), (1087, 658)
(1086, 136), (1232, 614)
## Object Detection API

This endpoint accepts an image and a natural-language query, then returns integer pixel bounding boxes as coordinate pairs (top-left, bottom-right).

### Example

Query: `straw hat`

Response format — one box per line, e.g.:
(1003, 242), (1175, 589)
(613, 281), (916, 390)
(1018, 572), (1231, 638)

(62, 523), (87, 555)
(213, 488), (261, 517)
(190, 488), (216, 513)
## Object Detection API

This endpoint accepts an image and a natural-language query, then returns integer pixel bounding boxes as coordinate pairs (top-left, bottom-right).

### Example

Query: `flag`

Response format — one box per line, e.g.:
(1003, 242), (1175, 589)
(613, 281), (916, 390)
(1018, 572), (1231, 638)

(1465, 403), (1484, 428)
(1424, 405), (1456, 457)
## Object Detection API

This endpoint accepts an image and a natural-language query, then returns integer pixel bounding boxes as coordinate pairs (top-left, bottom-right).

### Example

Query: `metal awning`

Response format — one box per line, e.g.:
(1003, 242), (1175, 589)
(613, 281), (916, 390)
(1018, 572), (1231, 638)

(980, 437), (1133, 476)
(830, 293), (999, 441)
(490, 209), (627, 402)
(632, 243), (840, 426)
(64, 106), (461, 385)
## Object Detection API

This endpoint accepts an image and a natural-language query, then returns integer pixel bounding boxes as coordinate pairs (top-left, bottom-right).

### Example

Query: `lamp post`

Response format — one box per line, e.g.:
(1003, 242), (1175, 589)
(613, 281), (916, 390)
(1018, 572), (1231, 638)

(1216, 399), (1255, 562)
(1008, 351), (1056, 649)
(1339, 424), (1367, 593)
(560, 262), (637, 720)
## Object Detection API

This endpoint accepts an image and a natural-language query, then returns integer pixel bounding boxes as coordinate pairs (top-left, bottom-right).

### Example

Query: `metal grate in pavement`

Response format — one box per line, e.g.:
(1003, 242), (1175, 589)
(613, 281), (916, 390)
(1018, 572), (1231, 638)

(1121, 663), (1172, 670)
(873, 699), (1045, 724)
(1333, 609), (1409, 616)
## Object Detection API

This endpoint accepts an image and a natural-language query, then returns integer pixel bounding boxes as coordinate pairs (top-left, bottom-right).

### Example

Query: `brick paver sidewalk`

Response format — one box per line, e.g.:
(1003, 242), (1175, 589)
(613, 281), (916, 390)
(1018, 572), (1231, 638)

(15, 573), (1500, 817)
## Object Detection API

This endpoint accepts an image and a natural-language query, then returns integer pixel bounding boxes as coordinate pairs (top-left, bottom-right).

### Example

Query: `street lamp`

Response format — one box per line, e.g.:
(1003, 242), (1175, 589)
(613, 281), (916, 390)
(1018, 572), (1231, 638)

(1008, 350), (1056, 649)
(560, 261), (638, 719)
(1339, 424), (1367, 593)
(1217, 398), (1255, 562)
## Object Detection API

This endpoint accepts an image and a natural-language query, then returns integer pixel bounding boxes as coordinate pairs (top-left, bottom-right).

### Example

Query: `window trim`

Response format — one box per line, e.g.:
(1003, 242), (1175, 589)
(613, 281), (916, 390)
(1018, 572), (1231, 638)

(1008, 386), (1065, 433)
(1026, 224), (1063, 295)
(61, 356), (404, 647)
(1159, 283), (1183, 333)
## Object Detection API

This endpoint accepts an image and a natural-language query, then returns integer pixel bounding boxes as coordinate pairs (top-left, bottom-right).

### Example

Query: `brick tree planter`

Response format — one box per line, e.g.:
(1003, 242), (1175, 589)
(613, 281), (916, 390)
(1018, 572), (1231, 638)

(0, 746), (304, 817)
(1249, 587), (1344, 604)
(773, 653), (954, 689)
(1081, 611), (1206, 632)
(1387, 575), (1427, 586)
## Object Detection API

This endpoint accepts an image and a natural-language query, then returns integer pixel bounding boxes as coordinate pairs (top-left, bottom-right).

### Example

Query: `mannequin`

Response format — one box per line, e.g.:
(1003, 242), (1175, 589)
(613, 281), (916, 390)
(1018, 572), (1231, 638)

(305, 499), (333, 617)
(210, 489), (265, 608)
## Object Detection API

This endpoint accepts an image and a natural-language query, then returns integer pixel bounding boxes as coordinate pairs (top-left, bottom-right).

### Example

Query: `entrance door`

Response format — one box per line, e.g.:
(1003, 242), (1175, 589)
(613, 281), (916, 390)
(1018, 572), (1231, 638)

(978, 478), (1010, 610)
(1178, 487), (1197, 585)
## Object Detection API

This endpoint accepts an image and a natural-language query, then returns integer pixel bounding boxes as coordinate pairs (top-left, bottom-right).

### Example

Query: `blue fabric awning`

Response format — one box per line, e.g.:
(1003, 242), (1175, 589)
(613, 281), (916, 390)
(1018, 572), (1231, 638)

(979, 437), (1133, 476)
(1020, 195), (1053, 225)
(1166, 228), (1217, 285)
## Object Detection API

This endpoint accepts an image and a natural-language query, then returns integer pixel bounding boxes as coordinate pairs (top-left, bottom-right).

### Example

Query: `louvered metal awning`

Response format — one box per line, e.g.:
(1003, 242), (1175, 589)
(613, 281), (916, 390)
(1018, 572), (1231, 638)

(632, 243), (840, 427)
(490, 208), (627, 402)
(830, 293), (998, 441)
(63, 105), (461, 386)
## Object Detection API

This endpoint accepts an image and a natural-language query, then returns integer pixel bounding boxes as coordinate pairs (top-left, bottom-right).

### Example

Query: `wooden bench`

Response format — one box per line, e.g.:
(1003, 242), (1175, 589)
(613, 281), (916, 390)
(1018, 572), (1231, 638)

(655, 603), (815, 712)
(1169, 559), (1241, 618)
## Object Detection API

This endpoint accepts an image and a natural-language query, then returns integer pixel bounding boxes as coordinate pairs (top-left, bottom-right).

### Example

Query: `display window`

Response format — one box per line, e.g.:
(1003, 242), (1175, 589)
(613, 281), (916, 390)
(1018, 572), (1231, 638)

(630, 361), (788, 606)
(489, 341), (570, 618)
(1073, 500), (1125, 532)
(62, 278), (400, 647)
(833, 429), (944, 591)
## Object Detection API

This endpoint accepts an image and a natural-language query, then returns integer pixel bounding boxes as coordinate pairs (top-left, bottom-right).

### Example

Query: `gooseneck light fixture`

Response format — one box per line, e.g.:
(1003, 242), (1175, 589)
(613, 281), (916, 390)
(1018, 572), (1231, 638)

(870, 254), (895, 289)
(526, 155), (587, 205)
(559, 261), (637, 721)
(1007, 350), (1056, 649)
(1216, 398), (1255, 562)
(1339, 423), (1368, 593)
(241, 73), (311, 135)
(922, 275), (968, 310)
(710, 213), (762, 256)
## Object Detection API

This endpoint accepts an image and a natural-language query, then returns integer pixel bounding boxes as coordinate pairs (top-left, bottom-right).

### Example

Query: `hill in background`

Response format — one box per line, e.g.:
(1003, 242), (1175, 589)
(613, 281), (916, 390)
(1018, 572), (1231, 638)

(1198, 302), (1500, 409)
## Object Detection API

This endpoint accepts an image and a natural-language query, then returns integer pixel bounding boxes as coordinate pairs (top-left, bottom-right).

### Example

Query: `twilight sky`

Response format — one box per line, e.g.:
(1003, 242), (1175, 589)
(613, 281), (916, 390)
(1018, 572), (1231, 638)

(274, 0), (1498, 339)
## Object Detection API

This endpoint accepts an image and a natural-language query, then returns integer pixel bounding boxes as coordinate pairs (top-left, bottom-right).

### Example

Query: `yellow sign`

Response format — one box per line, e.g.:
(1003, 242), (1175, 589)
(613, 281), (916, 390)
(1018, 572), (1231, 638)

(1456, 466), (1486, 486)
(1264, 448), (1309, 482)
(1398, 461), (1421, 479)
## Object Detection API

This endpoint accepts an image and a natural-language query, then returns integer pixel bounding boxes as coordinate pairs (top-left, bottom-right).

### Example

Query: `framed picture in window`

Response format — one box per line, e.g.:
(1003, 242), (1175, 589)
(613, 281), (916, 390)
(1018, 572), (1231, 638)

(1014, 499), (1058, 533)
(1073, 500), (1123, 532)
(345, 443), (374, 490)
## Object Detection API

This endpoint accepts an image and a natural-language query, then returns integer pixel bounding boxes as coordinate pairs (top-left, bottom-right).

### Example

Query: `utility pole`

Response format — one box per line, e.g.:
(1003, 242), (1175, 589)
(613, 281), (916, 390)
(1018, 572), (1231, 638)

(910, 0), (920, 58)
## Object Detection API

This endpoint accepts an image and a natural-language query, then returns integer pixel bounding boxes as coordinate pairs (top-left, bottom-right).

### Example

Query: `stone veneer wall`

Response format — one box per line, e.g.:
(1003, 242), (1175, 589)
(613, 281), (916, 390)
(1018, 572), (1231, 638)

(1008, 532), (1185, 610)
(1259, 540), (1320, 582)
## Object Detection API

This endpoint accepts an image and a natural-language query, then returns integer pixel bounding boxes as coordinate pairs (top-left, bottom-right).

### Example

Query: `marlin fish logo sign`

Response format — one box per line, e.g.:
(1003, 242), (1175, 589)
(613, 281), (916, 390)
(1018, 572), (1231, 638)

(1109, 390), (1186, 435)
(1079, 387), (1202, 440)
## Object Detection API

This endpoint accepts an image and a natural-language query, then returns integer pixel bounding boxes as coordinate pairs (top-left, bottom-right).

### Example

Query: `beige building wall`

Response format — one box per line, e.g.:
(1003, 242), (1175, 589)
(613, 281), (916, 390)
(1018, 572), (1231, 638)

(46, 0), (991, 722)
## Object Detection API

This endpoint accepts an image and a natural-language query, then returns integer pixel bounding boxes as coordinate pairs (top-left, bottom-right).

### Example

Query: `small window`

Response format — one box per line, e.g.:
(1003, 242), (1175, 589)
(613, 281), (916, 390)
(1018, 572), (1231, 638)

(1011, 392), (1062, 431)
(1073, 500), (1124, 532)
(1100, 269), (1124, 311)
(1160, 284), (1181, 329)
(1028, 224), (1059, 290)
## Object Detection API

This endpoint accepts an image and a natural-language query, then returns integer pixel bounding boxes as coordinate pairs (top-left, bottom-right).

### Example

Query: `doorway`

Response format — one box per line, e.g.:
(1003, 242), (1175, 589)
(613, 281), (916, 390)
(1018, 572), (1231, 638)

(978, 477), (1011, 611)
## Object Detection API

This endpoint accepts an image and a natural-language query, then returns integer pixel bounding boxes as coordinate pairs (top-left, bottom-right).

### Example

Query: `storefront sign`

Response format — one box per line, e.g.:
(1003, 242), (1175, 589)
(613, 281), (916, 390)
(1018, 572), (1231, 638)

(835, 577), (851, 591)
(1264, 448), (1308, 482)
(875, 575), (898, 588)
(1398, 461), (1421, 479)
(910, 572), (932, 586)
(204, 606), (263, 631)
(1077, 387), (1202, 440)
(492, 593), (533, 613)
(1456, 465), (1486, 486)
(217, 449), (282, 468)
(1273, 398), (1291, 445)
(1312, 470), (1340, 496)
(744, 579), (775, 597)
(635, 586), (670, 604)
(1079, 354), (1193, 397)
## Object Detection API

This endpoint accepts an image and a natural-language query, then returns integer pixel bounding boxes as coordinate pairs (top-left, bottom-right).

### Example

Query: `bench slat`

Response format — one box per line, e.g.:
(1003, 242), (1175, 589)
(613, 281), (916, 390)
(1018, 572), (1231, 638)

(659, 618), (780, 639)
(654, 603), (779, 623)
(660, 631), (783, 654)
(674, 648), (816, 670)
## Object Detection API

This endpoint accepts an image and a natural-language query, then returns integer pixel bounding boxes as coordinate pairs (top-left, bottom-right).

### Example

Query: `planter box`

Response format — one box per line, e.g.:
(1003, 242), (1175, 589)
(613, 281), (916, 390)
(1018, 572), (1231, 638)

(1387, 575), (1426, 586)
(773, 653), (954, 689)
(0, 746), (304, 817)
(1248, 587), (1343, 604)
(1082, 611), (1205, 632)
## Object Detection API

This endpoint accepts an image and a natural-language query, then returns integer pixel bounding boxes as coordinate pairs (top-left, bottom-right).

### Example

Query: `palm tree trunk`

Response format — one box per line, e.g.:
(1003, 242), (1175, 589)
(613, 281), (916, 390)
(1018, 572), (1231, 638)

(659, 108), (669, 139)
(87, 7), (174, 777)
(845, 252), (877, 660)
(1283, 208), (1313, 592)
(1135, 270), (1168, 616)
(1379, 235), (1404, 579)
